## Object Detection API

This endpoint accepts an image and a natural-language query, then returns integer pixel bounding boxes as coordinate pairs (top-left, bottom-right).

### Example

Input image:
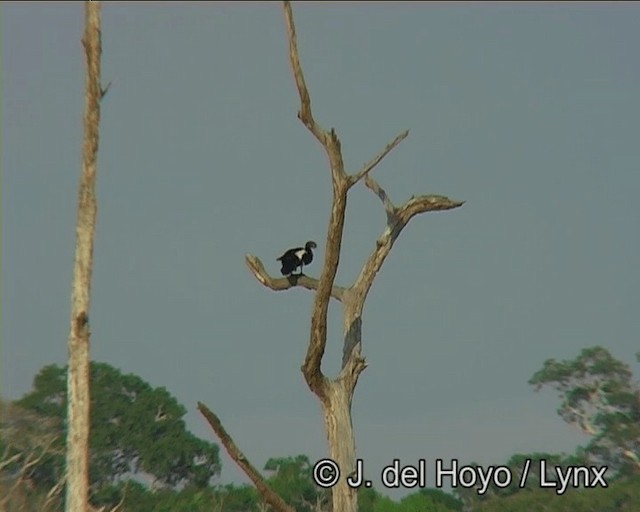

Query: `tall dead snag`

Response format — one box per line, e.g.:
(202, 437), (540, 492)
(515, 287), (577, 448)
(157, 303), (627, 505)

(201, 3), (463, 512)
(253, 3), (463, 512)
(66, 2), (103, 511)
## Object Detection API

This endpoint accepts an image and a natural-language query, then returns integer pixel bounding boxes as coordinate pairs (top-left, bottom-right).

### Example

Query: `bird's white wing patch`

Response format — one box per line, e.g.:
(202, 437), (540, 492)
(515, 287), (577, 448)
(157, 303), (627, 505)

(294, 249), (306, 260)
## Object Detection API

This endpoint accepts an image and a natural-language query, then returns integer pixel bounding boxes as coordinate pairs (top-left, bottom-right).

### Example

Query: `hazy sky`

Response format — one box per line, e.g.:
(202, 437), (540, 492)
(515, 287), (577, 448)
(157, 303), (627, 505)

(3, 1), (639, 499)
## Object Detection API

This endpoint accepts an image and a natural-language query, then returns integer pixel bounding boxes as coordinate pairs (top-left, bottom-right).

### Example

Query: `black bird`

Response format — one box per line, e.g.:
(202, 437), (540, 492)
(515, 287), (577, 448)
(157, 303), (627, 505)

(277, 241), (317, 276)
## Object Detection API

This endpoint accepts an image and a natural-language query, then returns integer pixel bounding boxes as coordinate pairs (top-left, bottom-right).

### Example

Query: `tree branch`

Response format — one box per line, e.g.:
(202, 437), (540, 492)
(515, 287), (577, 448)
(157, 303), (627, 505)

(353, 181), (464, 308)
(349, 130), (409, 187)
(0, 434), (63, 509)
(197, 402), (295, 512)
(364, 175), (397, 223)
(283, 0), (349, 401)
(44, 475), (67, 511)
(282, 0), (347, 182)
(282, 0), (325, 146)
(245, 255), (346, 301)
(100, 79), (112, 100)
(396, 194), (466, 224)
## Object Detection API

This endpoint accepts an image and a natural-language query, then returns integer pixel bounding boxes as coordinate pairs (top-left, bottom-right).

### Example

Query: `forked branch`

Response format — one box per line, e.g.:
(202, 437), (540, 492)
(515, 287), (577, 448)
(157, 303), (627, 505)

(242, 5), (464, 512)
(353, 178), (464, 304)
(197, 402), (295, 512)
(283, 0), (349, 399)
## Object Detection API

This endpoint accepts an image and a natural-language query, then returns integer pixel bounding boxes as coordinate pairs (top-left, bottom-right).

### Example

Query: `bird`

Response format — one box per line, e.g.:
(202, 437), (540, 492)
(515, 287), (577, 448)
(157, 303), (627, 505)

(277, 241), (317, 276)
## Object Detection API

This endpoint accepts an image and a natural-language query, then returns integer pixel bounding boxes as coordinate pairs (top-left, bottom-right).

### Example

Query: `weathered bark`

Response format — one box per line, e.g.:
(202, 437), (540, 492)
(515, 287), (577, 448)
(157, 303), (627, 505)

(197, 402), (295, 512)
(321, 381), (358, 511)
(251, 4), (463, 512)
(204, 3), (463, 512)
(245, 254), (346, 301)
(66, 3), (102, 511)
(281, 4), (463, 512)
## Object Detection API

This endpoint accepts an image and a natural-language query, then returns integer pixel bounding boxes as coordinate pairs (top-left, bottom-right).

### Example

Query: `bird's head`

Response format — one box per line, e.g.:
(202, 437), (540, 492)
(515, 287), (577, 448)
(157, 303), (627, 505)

(306, 241), (317, 250)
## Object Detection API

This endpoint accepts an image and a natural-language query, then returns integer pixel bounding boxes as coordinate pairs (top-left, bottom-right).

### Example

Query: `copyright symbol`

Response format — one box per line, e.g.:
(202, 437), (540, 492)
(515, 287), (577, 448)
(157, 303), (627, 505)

(313, 459), (340, 488)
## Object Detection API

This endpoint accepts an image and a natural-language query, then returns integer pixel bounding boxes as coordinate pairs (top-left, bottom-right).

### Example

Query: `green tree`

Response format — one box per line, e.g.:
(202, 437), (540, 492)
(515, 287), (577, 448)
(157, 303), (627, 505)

(263, 455), (328, 511)
(17, 362), (221, 495)
(215, 483), (260, 512)
(93, 481), (256, 512)
(455, 452), (590, 508)
(471, 473), (640, 512)
(357, 486), (384, 512)
(400, 488), (463, 511)
(529, 346), (640, 476)
(370, 494), (399, 512)
(0, 400), (65, 511)
(384, 489), (461, 512)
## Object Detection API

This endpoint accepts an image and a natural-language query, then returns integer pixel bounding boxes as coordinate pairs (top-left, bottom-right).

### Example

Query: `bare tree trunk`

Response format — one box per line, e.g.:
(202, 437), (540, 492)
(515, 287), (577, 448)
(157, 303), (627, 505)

(321, 380), (359, 512)
(279, 4), (463, 511)
(203, 4), (463, 512)
(66, 2), (103, 511)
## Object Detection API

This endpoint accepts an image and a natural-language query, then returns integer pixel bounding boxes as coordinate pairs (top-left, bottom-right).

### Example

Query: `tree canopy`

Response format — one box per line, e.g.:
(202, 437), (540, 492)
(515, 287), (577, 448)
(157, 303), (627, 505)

(529, 346), (640, 476)
(16, 361), (221, 493)
(3, 350), (639, 511)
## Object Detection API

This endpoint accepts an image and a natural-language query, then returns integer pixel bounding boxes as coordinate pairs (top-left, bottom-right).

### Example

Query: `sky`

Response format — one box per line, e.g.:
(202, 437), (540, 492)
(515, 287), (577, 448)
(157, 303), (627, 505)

(2, 1), (640, 500)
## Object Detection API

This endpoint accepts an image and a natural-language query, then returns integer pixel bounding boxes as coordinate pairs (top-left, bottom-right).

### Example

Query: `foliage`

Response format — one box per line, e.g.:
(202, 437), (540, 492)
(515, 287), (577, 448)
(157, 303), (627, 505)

(16, 361), (221, 495)
(357, 486), (463, 512)
(93, 480), (228, 512)
(529, 346), (640, 476)
(399, 488), (464, 511)
(452, 453), (588, 510)
(471, 473), (640, 512)
(214, 483), (261, 512)
(0, 399), (65, 510)
(263, 454), (328, 511)
(455, 347), (640, 510)
(8, 348), (638, 511)
(91, 480), (267, 512)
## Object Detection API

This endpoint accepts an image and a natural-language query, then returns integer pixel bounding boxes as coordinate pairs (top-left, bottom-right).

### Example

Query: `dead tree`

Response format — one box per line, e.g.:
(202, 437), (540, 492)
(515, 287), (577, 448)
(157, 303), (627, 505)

(0, 401), (65, 511)
(66, 2), (104, 511)
(200, 3), (463, 512)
